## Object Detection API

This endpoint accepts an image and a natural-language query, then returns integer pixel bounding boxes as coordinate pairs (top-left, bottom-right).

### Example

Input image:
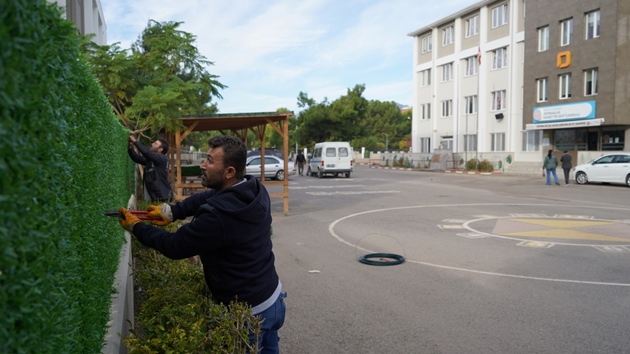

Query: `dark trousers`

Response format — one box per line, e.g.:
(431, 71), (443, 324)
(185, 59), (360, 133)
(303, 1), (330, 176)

(563, 168), (571, 184)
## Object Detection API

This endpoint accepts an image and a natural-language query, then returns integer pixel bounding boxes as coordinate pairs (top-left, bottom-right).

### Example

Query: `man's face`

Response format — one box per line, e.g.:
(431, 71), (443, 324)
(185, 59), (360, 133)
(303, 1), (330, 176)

(150, 140), (162, 153)
(201, 147), (226, 190)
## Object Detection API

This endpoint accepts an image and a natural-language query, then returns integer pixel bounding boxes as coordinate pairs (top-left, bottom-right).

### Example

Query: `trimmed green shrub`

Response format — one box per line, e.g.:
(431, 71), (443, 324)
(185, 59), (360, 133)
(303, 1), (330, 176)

(478, 160), (494, 172)
(126, 202), (262, 353)
(1, 1), (133, 352)
(466, 158), (479, 171)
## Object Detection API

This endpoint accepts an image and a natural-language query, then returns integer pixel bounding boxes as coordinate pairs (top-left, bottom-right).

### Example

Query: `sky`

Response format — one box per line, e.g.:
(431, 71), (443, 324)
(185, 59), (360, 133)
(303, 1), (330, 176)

(101, 0), (480, 115)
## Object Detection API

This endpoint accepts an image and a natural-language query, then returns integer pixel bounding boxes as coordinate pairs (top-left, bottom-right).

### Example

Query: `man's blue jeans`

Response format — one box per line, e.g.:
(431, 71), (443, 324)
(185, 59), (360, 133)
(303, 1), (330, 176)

(546, 168), (559, 185)
(249, 292), (286, 354)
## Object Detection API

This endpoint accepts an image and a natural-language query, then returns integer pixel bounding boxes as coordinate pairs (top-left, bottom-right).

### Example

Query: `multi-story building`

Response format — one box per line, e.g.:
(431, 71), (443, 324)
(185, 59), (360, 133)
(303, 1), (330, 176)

(523, 0), (630, 163)
(50, 0), (107, 45)
(408, 0), (525, 165)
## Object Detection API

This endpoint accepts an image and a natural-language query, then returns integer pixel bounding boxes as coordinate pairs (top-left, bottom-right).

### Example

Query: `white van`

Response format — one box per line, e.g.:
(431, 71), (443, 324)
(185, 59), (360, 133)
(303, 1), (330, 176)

(307, 141), (353, 178)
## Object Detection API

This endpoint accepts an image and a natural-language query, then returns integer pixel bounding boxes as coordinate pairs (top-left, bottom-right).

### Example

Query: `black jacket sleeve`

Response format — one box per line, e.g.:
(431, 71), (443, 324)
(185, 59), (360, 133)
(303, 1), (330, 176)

(131, 141), (169, 168)
(128, 145), (148, 165)
(170, 190), (215, 220)
(132, 209), (225, 260)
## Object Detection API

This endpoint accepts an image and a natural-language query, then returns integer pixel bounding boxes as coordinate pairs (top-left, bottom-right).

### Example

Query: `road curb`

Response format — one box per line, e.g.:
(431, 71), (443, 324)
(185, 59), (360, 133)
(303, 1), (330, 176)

(366, 165), (503, 175)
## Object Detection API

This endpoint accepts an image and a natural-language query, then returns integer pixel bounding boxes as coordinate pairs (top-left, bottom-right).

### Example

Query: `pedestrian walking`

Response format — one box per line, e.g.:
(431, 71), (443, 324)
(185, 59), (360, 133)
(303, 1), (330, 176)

(560, 150), (572, 186)
(295, 151), (306, 176)
(542, 149), (560, 185)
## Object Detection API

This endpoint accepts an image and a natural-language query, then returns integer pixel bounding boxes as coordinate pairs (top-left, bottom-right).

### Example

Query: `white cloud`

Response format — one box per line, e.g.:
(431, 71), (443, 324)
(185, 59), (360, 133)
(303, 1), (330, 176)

(101, 0), (480, 113)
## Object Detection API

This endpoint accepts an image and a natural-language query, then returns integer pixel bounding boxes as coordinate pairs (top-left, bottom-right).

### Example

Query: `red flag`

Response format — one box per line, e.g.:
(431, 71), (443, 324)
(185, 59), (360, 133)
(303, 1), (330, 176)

(478, 45), (482, 65)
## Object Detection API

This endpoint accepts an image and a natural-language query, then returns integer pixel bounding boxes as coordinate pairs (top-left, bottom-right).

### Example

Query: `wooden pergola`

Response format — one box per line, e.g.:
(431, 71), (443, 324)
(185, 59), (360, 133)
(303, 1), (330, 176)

(163, 112), (293, 215)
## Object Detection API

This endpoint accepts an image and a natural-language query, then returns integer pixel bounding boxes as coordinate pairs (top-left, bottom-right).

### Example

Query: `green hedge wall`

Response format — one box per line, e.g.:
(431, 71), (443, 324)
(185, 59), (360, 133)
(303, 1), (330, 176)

(0, 1), (133, 353)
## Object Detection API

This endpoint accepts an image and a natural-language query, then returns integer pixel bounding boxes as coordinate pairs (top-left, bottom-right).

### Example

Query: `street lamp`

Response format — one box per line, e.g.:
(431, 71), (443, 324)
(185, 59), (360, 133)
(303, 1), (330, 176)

(381, 132), (388, 152)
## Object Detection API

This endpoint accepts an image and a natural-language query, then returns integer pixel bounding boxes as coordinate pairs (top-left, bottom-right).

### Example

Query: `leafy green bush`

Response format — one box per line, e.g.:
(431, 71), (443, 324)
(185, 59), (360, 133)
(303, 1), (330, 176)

(465, 159), (494, 172)
(126, 201), (262, 353)
(466, 159), (479, 171)
(0, 1), (133, 352)
(478, 160), (495, 172)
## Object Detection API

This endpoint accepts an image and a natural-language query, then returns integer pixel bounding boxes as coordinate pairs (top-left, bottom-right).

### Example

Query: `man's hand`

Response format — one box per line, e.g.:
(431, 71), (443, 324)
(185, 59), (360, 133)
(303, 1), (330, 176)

(119, 207), (141, 233)
(147, 204), (174, 226)
(129, 134), (137, 143)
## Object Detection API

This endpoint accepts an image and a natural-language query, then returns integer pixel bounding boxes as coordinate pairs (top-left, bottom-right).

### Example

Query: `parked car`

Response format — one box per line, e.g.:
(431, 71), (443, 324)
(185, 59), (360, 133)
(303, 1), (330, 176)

(247, 148), (284, 159)
(573, 153), (630, 187)
(246, 155), (295, 181)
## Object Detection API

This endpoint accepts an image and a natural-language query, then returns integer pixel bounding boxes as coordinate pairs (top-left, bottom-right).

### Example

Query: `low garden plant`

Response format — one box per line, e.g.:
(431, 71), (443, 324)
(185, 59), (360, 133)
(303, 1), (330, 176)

(125, 201), (262, 353)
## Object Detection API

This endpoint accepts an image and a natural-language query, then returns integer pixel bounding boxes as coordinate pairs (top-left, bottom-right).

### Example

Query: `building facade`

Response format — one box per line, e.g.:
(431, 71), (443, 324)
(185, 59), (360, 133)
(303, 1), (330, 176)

(408, 0), (525, 165)
(50, 0), (107, 45)
(523, 0), (630, 163)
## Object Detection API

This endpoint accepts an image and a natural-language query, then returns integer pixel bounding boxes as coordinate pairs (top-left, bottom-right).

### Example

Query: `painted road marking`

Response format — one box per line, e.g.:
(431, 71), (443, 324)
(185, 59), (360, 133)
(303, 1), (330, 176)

(438, 225), (465, 229)
(457, 233), (489, 239)
(442, 219), (469, 223)
(509, 213), (549, 218)
(555, 214), (594, 219)
(306, 190), (400, 196)
(491, 218), (630, 242)
(518, 241), (554, 248)
(291, 185), (365, 189)
(593, 246), (630, 253)
(328, 203), (630, 287)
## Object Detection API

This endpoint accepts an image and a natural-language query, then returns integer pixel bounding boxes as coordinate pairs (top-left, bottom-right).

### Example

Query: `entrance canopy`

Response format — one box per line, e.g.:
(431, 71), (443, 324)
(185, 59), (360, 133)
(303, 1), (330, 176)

(163, 111), (293, 214)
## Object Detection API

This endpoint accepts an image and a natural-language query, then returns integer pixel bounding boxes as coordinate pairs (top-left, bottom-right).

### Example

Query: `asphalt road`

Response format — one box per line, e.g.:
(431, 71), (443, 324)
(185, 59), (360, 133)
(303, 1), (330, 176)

(265, 166), (630, 354)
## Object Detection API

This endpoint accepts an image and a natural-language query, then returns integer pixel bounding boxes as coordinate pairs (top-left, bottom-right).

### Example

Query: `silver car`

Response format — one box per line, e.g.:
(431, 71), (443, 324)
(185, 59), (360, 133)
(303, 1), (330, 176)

(573, 153), (630, 187)
(246, 155), (296, 181)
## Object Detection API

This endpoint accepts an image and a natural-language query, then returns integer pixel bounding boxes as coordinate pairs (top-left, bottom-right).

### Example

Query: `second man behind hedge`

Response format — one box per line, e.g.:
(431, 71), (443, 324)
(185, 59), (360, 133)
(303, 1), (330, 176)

(128, 134), (172, 202)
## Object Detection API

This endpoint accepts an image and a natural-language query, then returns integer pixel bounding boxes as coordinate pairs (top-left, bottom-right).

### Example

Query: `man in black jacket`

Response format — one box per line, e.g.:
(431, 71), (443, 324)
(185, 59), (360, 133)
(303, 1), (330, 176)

(119, 135), (285, 353)
(128, 135), (172, 202)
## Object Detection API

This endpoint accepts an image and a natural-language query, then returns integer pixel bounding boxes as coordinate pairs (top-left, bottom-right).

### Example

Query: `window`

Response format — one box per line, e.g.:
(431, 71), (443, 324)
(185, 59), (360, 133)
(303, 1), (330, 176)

(536, 78), (548, 102)
(616, 155), (630, 163)
(492, 47), (507, 69)
(560, 18), (573, 46)
(339, 147), (349, 157)
(420, 138), (431, 153)
(421, 34), (433, 53)
(554, 129), (576, 151)
(442, 26), (453, 46)
(492, 4), (508, 28)
(466, 16), (479, 37)
(465, 56), (478, 76)
(522, 131), (541, 152)
(441, 63), (453, 81)
(602, 129), (625, 150)
(441, 100), (453, 117)
(538, 26), (549, 51)
(420, 69), (431, 86)
(491, 90), (506, 110)
(584, 68), (598, 96)
(585, 10), (600, 39)
(464, 134), (477, 152)
(441, 137), (453, 150)
(464, 95), (477, 114)
(491, 133), (505, 151)
(420, 103), (431, 119)
(325, 147), (336, 157)
(559, 73), (571, 99)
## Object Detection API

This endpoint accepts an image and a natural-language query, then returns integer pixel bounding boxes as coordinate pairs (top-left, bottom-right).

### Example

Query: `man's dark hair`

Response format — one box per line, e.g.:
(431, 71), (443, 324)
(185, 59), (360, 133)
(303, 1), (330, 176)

(157, 138), (169, 154)
(208, 135), (247, 179)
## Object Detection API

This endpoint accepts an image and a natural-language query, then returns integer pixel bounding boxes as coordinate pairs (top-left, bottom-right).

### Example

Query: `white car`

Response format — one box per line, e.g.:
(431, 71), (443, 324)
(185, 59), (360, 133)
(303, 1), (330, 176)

(573, 153), (630, 187)
(246, 155), (295, 181)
